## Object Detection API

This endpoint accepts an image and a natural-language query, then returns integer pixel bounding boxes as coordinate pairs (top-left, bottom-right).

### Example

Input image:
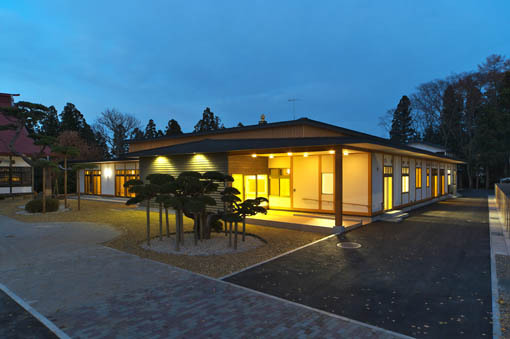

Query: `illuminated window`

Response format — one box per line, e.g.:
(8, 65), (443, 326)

(321, 173), (334, 195)
(270, 168), (290, 197)
(426, 168), (430, 187)
(0, 167), (31, 187)
(402, 167), (409, 193)
(84, 170), (101, 195)
(415, 167), (422, 189)
(115, 169), (140, 197)
(447, 169), (451, 185)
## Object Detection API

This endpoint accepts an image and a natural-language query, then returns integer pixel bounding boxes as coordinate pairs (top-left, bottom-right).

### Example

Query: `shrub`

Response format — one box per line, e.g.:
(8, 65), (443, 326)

(25, 198), (60, 213)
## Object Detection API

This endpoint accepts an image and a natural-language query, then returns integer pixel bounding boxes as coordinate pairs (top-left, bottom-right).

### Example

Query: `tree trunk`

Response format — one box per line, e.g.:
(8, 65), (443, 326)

(8, 155), (12, 199)
(165, 207), (170, 238)
(193, 213), (199, 246)
(175, 210), (180, 251)
(234, 221), (238, 250)
(77, 171), (81, 211)
(146, 199), (151, 246)
(242, 218), (246, 242)
(42, 167), (46, 214)
(159, 202), (163, 241)
(228, 222), (232, 247)
(485, 166), (490, 190)
(180, 210), (185, 244)
(64, 157), (68, 208)
(32, 166), (35, 199)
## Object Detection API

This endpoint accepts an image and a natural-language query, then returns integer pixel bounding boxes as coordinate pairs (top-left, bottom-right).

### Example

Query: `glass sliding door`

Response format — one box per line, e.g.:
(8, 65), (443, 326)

(383, 166), (393, 210)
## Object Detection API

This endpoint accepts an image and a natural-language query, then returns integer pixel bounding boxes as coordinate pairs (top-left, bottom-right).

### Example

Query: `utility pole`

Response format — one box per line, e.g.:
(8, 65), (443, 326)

(288, 98), (299, 120)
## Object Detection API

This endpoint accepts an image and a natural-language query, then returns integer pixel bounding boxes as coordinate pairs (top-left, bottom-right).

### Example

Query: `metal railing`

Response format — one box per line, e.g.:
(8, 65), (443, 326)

(495, 183), (510, 232)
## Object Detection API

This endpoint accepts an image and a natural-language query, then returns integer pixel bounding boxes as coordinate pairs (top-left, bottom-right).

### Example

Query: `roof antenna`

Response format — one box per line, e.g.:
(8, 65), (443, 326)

(288, 98), (299, 120)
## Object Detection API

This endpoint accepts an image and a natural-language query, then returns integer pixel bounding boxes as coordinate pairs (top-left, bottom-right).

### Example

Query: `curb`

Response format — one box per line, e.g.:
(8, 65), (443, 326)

(0, 283), (70, 339)
(488, 196), (503, 339)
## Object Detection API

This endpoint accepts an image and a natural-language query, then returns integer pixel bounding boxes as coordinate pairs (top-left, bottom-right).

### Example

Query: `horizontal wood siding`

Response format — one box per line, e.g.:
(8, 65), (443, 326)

(130, 124), (345, 152)
(140, 153), (228, 212)
(228, 155), (268, 175)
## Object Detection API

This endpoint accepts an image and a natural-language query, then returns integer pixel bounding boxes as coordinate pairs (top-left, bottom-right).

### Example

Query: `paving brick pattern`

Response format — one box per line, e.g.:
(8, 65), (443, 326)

(0, 215), (400, 338)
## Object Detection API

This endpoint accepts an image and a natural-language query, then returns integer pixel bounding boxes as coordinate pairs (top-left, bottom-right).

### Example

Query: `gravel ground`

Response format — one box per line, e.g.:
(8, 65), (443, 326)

(141, 232), (265, 255)
(497, 254), (510, 337)
(0, 197), (322, 278)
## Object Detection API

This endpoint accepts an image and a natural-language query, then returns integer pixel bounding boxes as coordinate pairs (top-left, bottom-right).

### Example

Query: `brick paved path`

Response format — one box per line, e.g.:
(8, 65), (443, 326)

(0, 215), (403, 338)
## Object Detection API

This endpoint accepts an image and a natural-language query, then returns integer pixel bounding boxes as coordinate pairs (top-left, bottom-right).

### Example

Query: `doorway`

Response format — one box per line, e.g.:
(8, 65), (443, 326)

(383, 166), (393, 210)
(432, 168), (438, 197)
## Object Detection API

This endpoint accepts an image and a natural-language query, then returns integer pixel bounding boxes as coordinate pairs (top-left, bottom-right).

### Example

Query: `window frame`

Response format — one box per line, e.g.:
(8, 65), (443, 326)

(415, 167), (422, 189)
(401, 166), (410, 193)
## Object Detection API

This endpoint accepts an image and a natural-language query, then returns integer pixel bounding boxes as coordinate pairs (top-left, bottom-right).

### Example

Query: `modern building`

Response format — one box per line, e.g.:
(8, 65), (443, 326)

(78, 116), (462, 227)
(0, 93), (44, 196)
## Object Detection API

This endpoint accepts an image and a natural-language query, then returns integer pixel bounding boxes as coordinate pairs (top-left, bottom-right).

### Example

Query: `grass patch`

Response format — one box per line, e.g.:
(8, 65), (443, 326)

(0, 197), (323, 277)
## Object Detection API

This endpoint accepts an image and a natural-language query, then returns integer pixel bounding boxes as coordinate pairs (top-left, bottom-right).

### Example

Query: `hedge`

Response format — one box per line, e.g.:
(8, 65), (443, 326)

(25, 198), (60, 213)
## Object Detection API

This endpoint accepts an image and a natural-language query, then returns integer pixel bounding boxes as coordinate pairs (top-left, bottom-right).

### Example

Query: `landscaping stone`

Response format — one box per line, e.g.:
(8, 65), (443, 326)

(141, 232), (265, 256)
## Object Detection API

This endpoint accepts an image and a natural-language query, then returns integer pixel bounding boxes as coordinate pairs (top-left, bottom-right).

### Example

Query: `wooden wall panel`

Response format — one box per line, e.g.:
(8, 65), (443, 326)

(140, 153), (228, 211)
(228, 155), (268, 175)
(129, 124), (346, 152)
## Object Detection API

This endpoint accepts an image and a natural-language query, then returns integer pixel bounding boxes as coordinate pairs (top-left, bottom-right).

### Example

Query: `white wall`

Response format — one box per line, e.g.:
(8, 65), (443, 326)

(372, 153), (383, 213)
(343, 152), (369, 213)
(100, 163), (115, 196)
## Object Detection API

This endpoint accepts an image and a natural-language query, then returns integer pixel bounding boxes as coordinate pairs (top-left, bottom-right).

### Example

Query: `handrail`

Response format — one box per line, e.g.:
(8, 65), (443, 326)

(495, 183), (510, 232)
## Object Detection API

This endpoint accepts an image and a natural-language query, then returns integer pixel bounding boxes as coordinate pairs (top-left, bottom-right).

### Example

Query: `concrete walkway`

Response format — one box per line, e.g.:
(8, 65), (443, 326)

(0, 215), (404, 338)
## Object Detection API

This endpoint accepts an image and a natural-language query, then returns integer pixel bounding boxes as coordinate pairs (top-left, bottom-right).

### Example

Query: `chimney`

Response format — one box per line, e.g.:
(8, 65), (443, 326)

(259, 114), (267, 125)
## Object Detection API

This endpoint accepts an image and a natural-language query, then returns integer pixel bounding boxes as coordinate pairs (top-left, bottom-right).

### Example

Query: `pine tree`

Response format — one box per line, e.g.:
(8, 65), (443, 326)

(194, 107), (224, 133)
(440, 85), (463, 153)
(130, 127), (145, 140)
(389, 96), (415, 144)
(165, 119), (183, 136)
(144, 119), (158, 139)
(39, 105), (61, 137)
(59, 103), (95, 145)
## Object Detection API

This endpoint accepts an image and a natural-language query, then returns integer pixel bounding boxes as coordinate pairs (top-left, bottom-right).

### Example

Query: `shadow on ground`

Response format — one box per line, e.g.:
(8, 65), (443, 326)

(225, 193), (492, 338)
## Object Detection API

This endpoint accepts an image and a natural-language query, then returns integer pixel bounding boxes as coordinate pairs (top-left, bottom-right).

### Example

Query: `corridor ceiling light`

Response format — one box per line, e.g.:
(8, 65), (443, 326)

(303, 152), (309, 157)
(287, 152), (293, 156)
(329, 150), (335, 154)
(343, 150), (349, 156)
(251, 154), (257, 158)
(286, 169), (291, 174)
(269, 154), (274, 159)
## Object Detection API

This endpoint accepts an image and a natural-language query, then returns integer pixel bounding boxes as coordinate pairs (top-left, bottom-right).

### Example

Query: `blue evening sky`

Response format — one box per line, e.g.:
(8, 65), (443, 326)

(1, 1), (509, 137)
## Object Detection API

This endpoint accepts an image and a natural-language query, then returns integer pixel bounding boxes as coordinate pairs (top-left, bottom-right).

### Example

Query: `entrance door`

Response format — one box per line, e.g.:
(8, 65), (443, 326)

(440, 169), (445, 195)
(383, 166), (393, 210)
(432, 169), (438, 197)
(292, 156), (319, 210)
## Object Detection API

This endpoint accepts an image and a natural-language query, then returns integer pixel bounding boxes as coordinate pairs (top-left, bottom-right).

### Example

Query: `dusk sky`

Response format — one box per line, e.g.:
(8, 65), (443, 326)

(1, 1), (509, 137)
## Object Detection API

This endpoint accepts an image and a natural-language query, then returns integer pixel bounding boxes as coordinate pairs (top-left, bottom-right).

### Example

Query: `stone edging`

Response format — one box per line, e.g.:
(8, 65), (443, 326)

(0, 283), (70, 339)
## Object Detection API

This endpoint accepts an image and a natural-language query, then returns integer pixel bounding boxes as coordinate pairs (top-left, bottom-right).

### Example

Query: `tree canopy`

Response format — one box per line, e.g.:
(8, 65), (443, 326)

(194, 107), (224, 133)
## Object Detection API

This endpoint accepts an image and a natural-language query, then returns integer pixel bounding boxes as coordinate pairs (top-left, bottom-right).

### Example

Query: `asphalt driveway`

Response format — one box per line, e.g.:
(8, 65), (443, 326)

(225, 192), (492, 338)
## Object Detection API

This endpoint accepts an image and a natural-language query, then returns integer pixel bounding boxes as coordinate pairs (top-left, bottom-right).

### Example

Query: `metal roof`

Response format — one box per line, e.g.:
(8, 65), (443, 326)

(127, 117), (391, 145)
(125, 137), (464, 163)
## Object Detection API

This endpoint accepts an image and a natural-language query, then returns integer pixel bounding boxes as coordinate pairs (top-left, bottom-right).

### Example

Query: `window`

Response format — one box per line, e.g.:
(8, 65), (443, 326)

(402, 167), (410, 193)
(0, 167), (32, 187)
(321, 173), (334, 194)
(426, 168), (430, 187)
(415, 167), (422, 189)
(84, 170), (101, 195)
(269, 168), (290, 197)
(447, 169), (451, 185)
(115, 169), (140, 197)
